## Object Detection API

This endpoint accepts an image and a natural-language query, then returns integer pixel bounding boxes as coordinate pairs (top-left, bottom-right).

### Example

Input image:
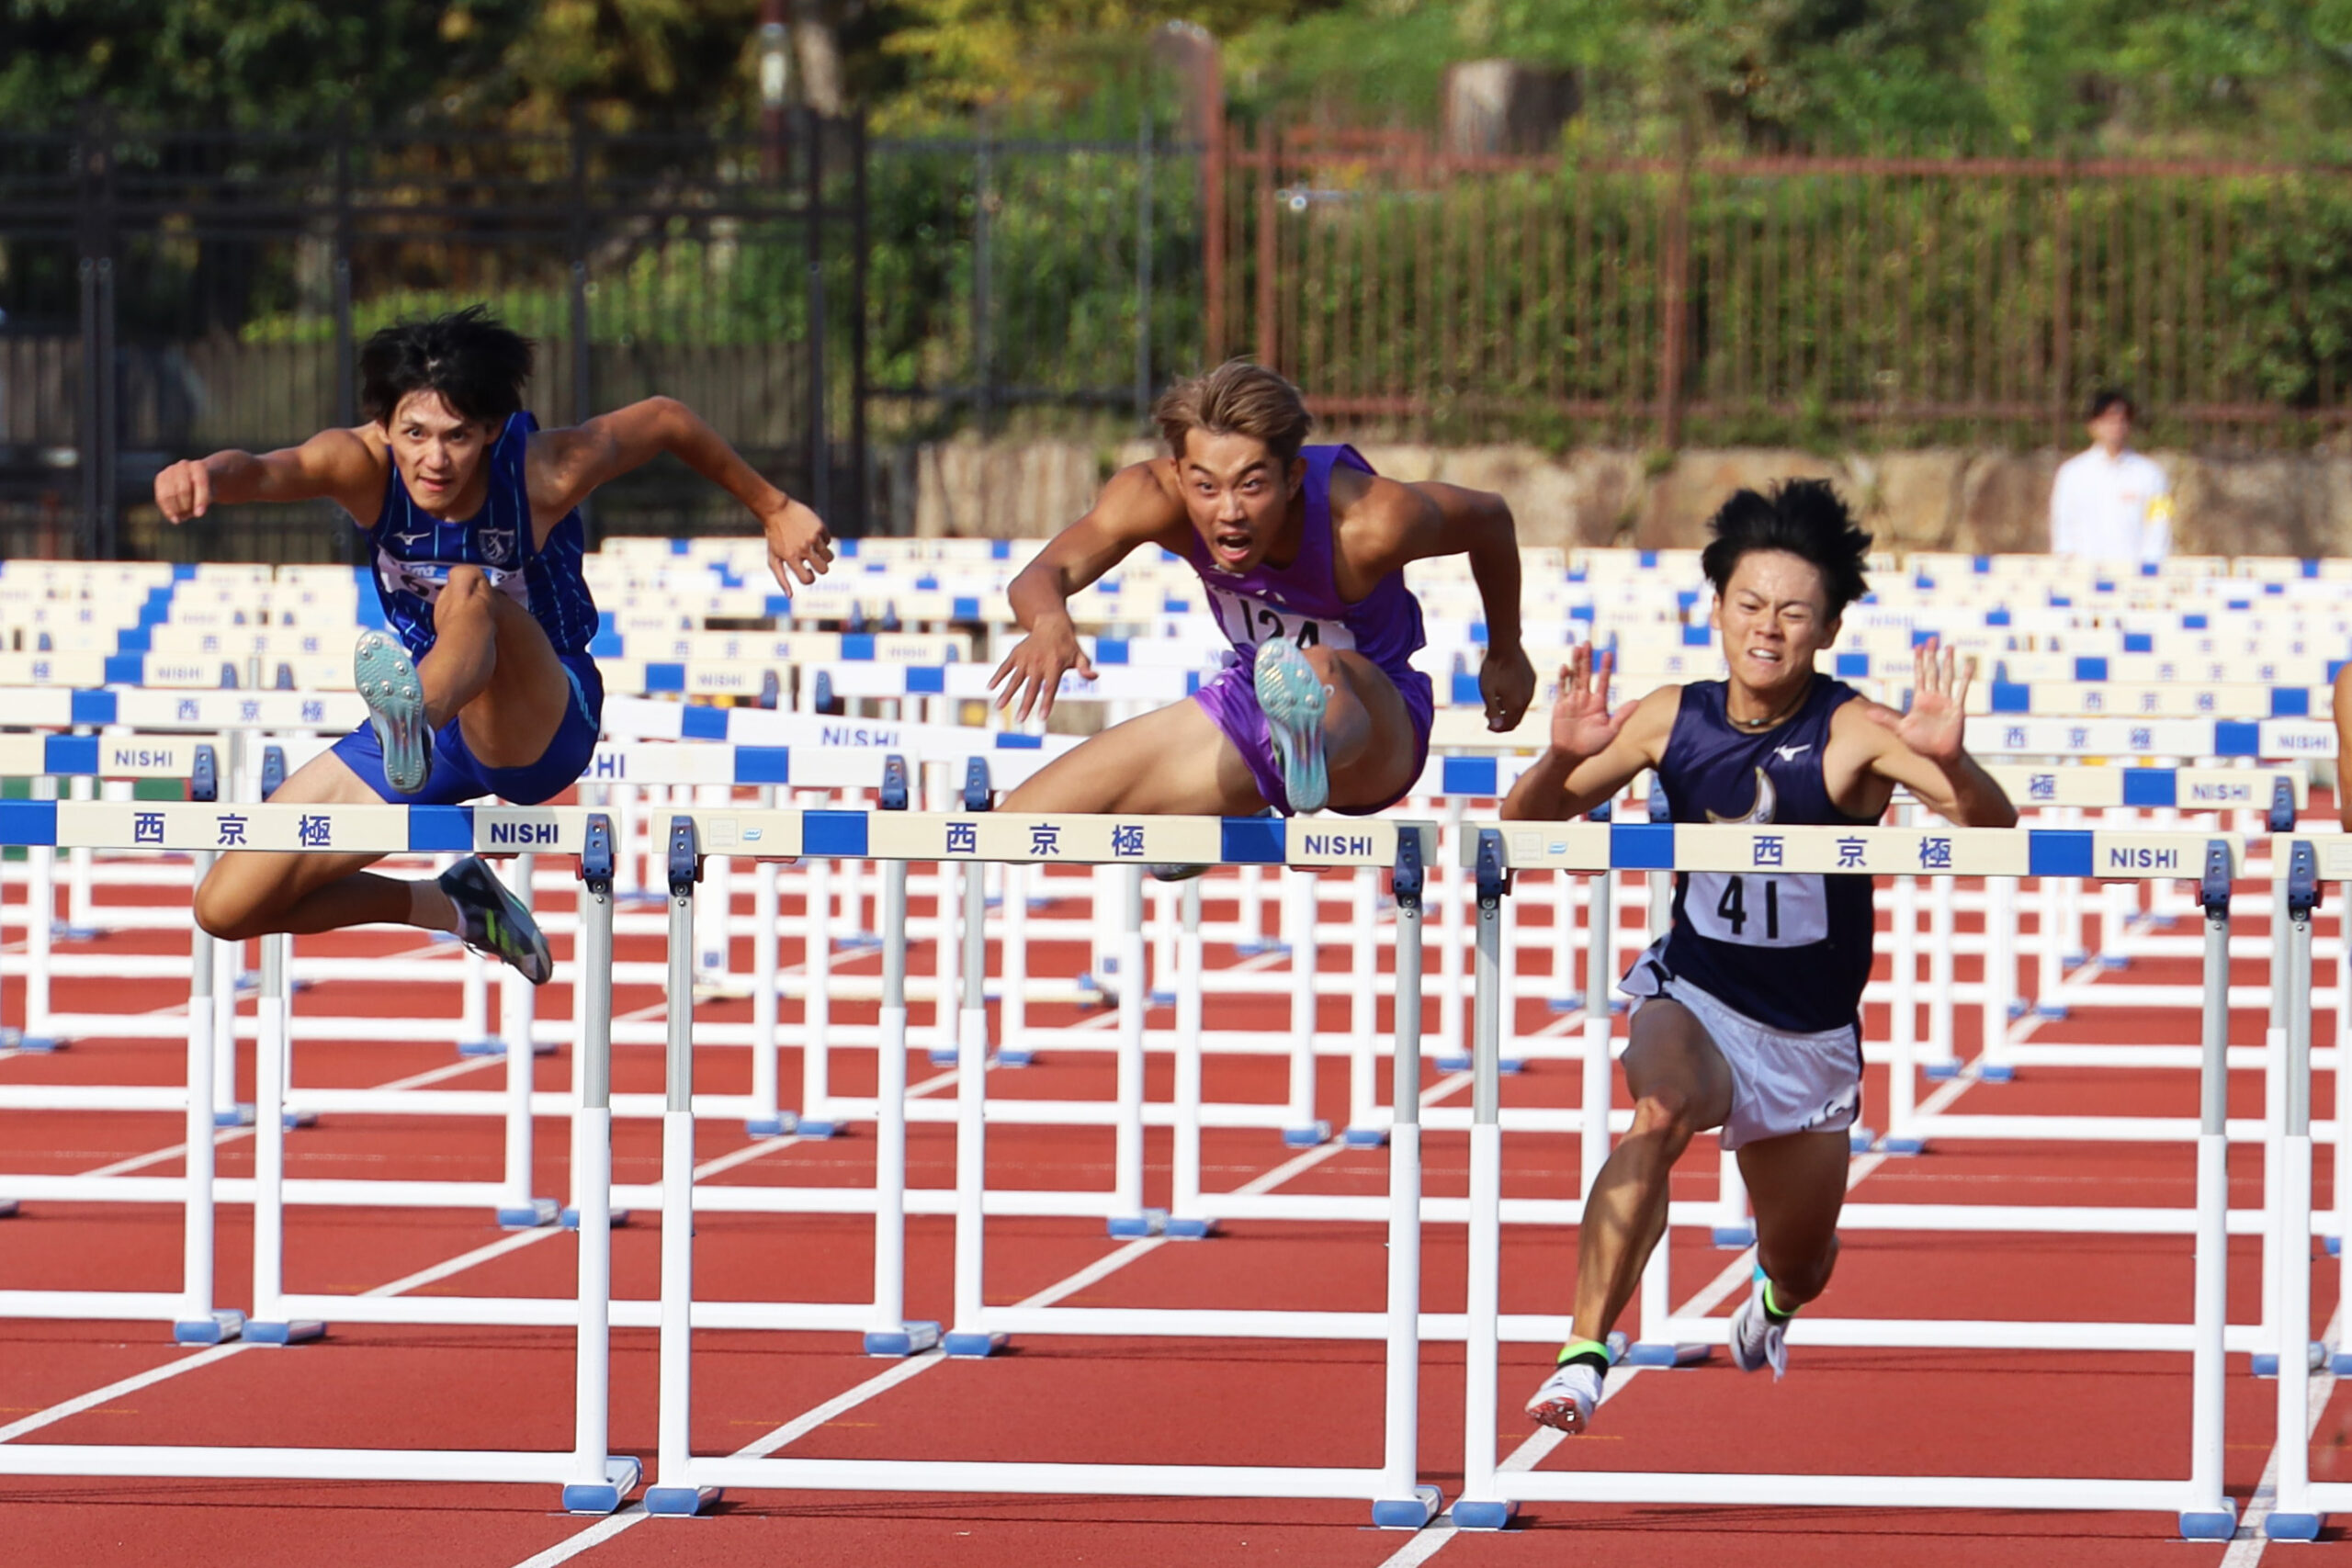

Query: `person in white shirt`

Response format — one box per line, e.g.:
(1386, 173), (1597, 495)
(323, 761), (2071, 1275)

(2050, 389), (2172, 565)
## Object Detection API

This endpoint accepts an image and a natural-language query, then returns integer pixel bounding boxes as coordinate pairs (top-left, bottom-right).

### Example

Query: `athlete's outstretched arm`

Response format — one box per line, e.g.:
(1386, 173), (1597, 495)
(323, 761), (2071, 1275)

(533, 396), (831, 595)
(1358, 479), (1535, 731)
(153, 428), (380, 524)
(990, 462), (1185, 724)
(1500, 648), (1674, 821)
(1857, 639), (2017, 827)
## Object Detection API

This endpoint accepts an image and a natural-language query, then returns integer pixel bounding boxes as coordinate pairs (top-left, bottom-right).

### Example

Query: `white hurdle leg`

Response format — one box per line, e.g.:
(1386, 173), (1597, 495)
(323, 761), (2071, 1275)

(1580, 871), (1615, 1197)
(1452, 829), (1514, 1530)
(1373, 833), (1441, 1529)
(245, 935), (320, 1345)
(496, 855), (555, 1229)
(174, 898), (240, 1344)
(1549, 869), (1577, 1011)
(1712, 1153), (1752, 1248)
(1109, 865), (1159, 1235)
(1980, 874), (2018, 1079)
(211, 926), (243, 1125)
(1283, 871), (1325, 1145)
(2181, 845), (2237, 1540)
(2267, 853), (2324, 1540)
(861, 860), (938, 1357)
(799, 846), (839, 1131)
(1168, 882), (1213, 1238)
(927, 855), (958, 1066)
(1343, 867), (1385, 1146)
(746, 841), (789, 1136)
(21, 774), (57, 1048)
(945, 857), (1010, 1358)
(997, 863), (1032, 1066)
(62, 771), (96, 937)
(1924, 874), (1958, 1077)
(1438, 801), (1466, 1063)
(1882, 869), (1923, 1153)
(644, 818), (718, 1516)
(561, 820), (640, 1514)
(1238, 862), (1268, 953)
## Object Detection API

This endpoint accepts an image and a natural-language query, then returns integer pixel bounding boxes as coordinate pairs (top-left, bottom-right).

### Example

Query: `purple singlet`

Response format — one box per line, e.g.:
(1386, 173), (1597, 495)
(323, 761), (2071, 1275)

(1179, 444), (1435, 815)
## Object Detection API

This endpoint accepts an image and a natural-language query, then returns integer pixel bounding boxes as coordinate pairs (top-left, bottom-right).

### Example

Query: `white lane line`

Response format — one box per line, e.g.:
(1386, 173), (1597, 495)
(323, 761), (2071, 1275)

(2220, 1303), (2345, 1562)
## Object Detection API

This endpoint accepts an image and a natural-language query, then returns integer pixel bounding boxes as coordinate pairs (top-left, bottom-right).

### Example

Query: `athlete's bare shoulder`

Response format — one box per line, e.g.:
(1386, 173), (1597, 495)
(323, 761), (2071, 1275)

(1326, 466), (1438, 590)
(1092, 457), (1193, 550)
(312, 424), (393, 519)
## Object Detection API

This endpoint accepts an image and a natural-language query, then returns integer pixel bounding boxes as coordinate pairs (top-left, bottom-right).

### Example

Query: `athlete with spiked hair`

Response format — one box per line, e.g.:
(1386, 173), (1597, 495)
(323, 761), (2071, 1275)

(1505, 479), (2016, 1433)
(153, 306), (833, 980)
(990, 359), (1534, 819)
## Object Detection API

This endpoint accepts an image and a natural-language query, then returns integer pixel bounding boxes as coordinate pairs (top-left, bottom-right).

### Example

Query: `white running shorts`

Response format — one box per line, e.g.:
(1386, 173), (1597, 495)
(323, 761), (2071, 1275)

(1621, 945), (1863, 1150)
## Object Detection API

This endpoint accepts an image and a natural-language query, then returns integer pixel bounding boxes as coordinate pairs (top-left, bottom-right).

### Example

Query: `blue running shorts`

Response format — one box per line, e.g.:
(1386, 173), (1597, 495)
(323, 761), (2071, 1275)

(332, 653), (603, 807)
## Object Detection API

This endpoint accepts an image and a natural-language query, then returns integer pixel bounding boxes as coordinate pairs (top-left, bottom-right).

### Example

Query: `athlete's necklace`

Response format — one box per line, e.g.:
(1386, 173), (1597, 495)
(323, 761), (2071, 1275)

(1724, 673), (1812, 732)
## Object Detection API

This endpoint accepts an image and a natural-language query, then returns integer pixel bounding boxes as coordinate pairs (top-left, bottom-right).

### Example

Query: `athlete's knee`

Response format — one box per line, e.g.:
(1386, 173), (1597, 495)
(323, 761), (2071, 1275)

(192, 871), (268, 943)
(439, 565), (495, 619)
(1627, 1086), (1703, 1151)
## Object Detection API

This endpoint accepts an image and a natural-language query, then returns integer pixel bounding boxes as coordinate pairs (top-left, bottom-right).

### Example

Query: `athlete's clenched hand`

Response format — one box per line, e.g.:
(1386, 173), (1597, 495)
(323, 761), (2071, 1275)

(153, 458), (213, 525)
(1479, 641), (1537, 733)
(761, 496), (835, 595)
(989, 614), (1096, 726)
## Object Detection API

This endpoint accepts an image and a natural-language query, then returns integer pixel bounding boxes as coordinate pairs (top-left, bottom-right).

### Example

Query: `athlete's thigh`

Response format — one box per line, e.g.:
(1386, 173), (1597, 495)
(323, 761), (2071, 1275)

(1619, 998), (1736, 1132)
(998, 699), (1269, 816)
(1322, 649), (1419, 809)
(195, 749), (388, 924)
(454, 591), (571, 770)
(1735, 1130), (1852, 1258)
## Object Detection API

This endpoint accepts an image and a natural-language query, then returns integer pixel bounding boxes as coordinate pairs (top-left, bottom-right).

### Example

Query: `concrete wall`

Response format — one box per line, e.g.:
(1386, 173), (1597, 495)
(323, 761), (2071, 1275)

(907, 436), (2352, 558)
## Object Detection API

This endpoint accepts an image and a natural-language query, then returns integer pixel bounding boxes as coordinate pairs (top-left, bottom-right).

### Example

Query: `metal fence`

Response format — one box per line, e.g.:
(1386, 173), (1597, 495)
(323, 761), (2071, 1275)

(1208, 126), (2352, 451)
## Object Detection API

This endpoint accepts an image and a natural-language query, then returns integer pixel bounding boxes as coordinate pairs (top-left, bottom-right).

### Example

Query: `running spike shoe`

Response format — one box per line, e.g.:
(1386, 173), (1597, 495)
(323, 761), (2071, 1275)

(355, 629), (432, 795)
(440, 856), (553, 986)
(1729, 1274), (1792, 1380)
(1253, 636), (1330, 814)
(1524, 1359), (1606, 1435)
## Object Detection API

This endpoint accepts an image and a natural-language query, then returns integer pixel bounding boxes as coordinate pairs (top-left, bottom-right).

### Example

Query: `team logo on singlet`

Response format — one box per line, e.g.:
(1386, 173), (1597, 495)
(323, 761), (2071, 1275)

(1705, 766), (1777, 825)
(479, 525), (517, 567)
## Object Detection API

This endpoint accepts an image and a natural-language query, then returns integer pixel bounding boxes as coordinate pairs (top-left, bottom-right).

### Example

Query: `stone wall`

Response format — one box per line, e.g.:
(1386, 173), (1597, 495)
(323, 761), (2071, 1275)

(906, 436), (2352, 558)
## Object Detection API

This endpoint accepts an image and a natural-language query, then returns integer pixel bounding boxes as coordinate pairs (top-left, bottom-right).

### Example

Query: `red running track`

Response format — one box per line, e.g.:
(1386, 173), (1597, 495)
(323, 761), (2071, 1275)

(0, 854), (2346, 1565)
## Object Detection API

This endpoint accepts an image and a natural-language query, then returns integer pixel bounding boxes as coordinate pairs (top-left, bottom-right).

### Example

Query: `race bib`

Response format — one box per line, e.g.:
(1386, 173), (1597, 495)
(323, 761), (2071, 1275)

(375, 547), (529, 609)
(1203, 582), (1353, 657)
(1685, 871), (1828, 948)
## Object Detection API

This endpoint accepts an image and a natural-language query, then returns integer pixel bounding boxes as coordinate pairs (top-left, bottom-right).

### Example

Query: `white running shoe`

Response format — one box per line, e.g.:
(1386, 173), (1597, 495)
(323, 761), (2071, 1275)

(1253, 636), (1329, 814)
(1730, 1276), (1791, 1379)
(355, 629), (431, 795)
(1524, 1360), (1608, 1434)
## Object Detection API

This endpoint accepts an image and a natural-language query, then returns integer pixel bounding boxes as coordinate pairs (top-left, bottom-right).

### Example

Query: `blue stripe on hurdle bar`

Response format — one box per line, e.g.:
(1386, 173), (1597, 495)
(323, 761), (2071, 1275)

(71, 690), (118, 725)
(2273, 688), (2311, 717)
(2121, 770), (2177, 808)
(1836, 653), (1869, 678)
(803, 810), (868, 857)
(409, 807), (475, 852)
(1443, 755), (1500, 796)
(991, 733), (1043, 750)
(44, 735), (98, 775)
(906, 666), (946, 694)
(1990, 682), (2031, 713)
(2027, 829), (2095, 878)
(734, 746), (792, 784)
(2074, 657), (2108, 682)
(841, 634), (876, 660)
(2214, 721), (2261, 757)
(1452, 673), (1482, 705)
(645, 663), (686, 694)
(1611, 822), (1675, 870)
(1219, 817), (1286, 863)
(1094, 637), (1129, 665)
(0, 800), (58, 844)
(680, 705), (729, 741)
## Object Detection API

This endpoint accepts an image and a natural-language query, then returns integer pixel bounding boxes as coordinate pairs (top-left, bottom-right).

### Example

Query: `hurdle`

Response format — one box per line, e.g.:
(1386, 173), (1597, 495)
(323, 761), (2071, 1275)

(1449, 821), (2240, 1539)
(638, 808), (1445, 1526)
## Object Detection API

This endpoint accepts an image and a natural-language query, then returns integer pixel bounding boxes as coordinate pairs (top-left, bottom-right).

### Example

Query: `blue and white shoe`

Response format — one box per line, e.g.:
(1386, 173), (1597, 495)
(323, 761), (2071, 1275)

(355, 629), (431, 795)
(1253, 636), (1329, 814)
(1730, 1274), (1792, 1379)
(1524, 1360), (1605, 1434)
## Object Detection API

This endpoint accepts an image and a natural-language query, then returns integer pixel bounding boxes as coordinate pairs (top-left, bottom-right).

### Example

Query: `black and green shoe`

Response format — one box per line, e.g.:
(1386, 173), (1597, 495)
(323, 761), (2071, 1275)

(440, 856), (553, 985)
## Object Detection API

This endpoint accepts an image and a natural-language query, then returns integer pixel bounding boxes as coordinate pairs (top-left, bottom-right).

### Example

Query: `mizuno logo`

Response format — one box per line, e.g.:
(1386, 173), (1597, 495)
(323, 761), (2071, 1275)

(1773, 743), (1813, 763)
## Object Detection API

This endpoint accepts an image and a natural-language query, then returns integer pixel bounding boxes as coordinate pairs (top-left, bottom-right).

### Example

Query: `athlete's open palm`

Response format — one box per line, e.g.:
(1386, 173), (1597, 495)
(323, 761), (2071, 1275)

(1871, 637), (1973, 761)
(1549, 646), (1634, 761)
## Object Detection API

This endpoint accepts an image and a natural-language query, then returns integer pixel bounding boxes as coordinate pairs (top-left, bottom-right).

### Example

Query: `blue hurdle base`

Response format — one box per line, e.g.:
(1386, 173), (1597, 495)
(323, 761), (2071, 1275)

(791, 1119), (841, 1140)
(744, 1113), (799, 1137)
(1434, 1055), (1523, 1075)
(1282, 1122), (1331, 1148)
(927, 1048), (960, 1066)
(1163, 1216), (1218, 1239)
(497, 1198), (560, 1230)
(1342, 1126), (1389, 1148)
(173, 1309), (245, 1346)
(1712, 1224), (1756, 1248)
(212, 1104), (256, 1128)
(2251, 1342), (2328, 1378)
(2178, 1503), (2237, 1541)
(1372, 1484), (1445, 1530)
(1922, 1062), (1963, 1080)
(1977, 1064), (2017, 1084)
(2064, 952), (2091, 967)
(996, 1048), (1036, 1067)
(1847, 1125), (1876, 1155)
(1622, 1340), (1713, 1369)
(558, 1207), (631, 1230)
(863, 1321), (942, 1358)
(943, 1330), (1010, 1358)
(2033, 1003), (2069, 1021)
(2334, 1348), (2352, 1376)
(51, 925), (102, 942)
(244, 1319), (325, 1346)
(1149, 990), (1177, 1008)
(282, 1109), (318, 1129)
(644, 1484), (722, 1516)
(454, 1037), (555, 1058)
(561, 1456), (642, 1516)
(1450, 1498), (1518, 1530)
(2266, 1510), (2324, 1541)
(616, 891), (667, 909)
(2098, 954), (2132, 971)
(1234, 941), (1291, 957)
(13, 1036), (63, 1054)
(1434, 1055), (1470, 1072)
(1877, 1135), (1928, 1156)
(1108, 1209), (1169, 1239)
(1545, 995), (1585, 1013)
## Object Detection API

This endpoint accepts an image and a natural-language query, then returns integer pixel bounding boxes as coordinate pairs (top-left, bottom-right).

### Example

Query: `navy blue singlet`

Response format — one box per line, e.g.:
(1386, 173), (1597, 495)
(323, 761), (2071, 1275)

(1645, 677), (1879, 1033)
(365, 411), (598, 660)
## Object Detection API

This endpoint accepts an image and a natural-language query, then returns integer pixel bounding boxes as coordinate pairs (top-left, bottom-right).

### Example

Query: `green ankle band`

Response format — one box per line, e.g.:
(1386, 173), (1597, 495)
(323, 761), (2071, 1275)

(1555, 1337), (1611, 1367)
(1762, 1280), (1797, 1319)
